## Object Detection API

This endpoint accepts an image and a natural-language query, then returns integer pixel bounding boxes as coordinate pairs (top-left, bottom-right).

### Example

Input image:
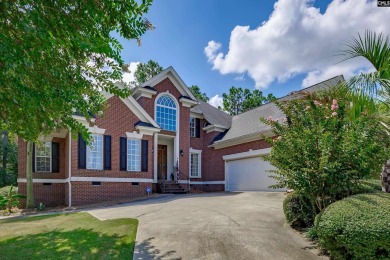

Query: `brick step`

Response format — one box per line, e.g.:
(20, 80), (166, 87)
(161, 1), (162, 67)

(162, 189), (188, 194)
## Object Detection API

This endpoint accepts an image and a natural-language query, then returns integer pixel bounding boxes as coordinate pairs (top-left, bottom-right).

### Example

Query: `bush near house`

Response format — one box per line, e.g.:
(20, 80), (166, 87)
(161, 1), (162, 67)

(262, 89), (389, 216)
(315, 193), (390, 259)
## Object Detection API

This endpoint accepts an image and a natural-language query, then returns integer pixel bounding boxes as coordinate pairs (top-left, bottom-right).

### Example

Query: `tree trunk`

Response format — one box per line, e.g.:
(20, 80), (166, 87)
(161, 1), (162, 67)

(381, 160), (390, 193)
(2, 131), (8, 170)
(26, 141), (34, 208)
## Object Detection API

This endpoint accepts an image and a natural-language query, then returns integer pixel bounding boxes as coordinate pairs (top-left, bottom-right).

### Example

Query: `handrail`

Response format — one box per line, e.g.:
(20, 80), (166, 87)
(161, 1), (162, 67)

(173, 166), (190, 192)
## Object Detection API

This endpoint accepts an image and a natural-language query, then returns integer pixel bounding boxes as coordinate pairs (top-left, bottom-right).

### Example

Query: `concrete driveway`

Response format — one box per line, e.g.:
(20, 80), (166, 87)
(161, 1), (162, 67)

(88, 192), (325, 260)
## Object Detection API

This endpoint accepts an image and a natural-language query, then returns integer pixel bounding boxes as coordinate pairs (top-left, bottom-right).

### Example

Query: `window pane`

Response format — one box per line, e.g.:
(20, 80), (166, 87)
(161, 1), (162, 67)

(190, 153), (199, 177)
(156, 96), (177, 131)
(87, 134), (103, 170)
(127, 139), (141, 172)
(36, 142), (51, 172)
(190, 117), (195, 137)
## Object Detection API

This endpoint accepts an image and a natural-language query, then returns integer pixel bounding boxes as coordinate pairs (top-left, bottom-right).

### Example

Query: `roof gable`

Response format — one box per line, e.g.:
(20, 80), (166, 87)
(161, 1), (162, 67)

(141, 66), (197, 101)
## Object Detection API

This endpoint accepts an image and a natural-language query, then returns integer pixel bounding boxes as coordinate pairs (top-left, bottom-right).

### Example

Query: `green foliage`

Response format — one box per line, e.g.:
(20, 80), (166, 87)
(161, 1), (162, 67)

(262, 89), (389, 212)
(315, 193), (390, 259)
(352, 179), (383, 194)
(0, 186), (26, 213)
(36, 202), (46, 211)
(0, 131), (18, 187)
(222, 86), (275, 115)
(132, 60), (163, 87)
(189, 85), (209, 102)
(0, 0), (154, 142)
(340, 31), (390, 118)
(283, 192), (317, 228)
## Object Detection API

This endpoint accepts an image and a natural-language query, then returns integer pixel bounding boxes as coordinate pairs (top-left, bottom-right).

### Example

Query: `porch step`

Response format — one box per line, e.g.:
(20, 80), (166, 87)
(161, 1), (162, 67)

(159, 182), (189, 194)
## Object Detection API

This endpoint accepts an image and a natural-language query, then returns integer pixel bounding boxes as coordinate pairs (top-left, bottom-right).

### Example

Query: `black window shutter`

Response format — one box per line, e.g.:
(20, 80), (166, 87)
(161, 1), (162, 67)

(141, 140), (148, 172)
(32, 143), (35, 172)
(78, 133), (86, 169)
(52, 142), (60, 173)
(120, 137), (127, 171)
(195, 118), (201, 138)
(104, 135), (112, 170)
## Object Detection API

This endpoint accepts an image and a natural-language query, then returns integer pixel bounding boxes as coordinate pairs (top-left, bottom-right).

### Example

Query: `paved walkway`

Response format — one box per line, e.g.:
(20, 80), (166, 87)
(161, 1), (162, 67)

(88, 192), (326, 260)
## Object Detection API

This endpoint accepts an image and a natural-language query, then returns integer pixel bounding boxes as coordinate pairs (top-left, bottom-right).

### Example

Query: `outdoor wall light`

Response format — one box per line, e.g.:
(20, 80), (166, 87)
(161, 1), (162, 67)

(180, 149), (184, 157)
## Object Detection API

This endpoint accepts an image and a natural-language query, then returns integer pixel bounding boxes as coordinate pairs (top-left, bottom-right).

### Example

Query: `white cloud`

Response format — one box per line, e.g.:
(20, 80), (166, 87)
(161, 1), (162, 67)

(122, 62), (140, 84)
(205, 0), (390, 89)
(209, 94), (223, 108)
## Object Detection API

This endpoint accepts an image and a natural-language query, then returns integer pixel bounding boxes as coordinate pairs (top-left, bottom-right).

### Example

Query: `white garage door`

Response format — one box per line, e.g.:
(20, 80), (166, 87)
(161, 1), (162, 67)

(226, 156), (284, 191)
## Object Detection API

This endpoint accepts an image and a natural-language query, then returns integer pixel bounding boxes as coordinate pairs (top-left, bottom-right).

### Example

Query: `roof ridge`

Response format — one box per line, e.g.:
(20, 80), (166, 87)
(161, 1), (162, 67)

(232, 74), (344, 119)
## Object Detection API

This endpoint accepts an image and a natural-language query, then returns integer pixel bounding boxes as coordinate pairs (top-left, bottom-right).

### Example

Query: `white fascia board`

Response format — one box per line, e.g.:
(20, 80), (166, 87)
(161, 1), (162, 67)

(222, 147), (272, 161)
(119, 96), (159, 128)
(202, 124), (228, 133)
(211, 130), (274, 149)
(190, 112), (204, 119)
(135, 125), (161, 136)
(179, 97), (198, 108)
(133, 87), (157, 100)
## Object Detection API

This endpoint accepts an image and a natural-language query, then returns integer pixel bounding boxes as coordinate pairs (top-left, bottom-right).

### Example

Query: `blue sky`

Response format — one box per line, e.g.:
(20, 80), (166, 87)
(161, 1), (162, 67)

(116, 0), (390, 107)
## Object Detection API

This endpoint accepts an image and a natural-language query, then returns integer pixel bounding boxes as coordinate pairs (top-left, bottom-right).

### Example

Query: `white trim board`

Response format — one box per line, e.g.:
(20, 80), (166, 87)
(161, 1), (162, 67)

(70, 177), (153, 183)
(178, 180), (225, 185)
(18, 178), (69, 183)
(222, 148), (272, 161)
(18, 177), (154, 183)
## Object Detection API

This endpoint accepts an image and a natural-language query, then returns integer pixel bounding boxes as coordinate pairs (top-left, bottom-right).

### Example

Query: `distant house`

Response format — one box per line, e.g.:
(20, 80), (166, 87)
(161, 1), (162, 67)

(17, 67), (344, 207)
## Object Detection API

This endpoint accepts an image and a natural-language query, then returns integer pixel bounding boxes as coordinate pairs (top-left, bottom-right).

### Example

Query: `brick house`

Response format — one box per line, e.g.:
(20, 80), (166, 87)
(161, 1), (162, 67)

(17, 67), (344, 207)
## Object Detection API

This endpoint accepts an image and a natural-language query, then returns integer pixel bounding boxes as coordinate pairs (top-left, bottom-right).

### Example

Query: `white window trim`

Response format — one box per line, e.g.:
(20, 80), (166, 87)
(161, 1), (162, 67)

(35, 142), (52, 173)
(86, 134), (104, 170)
(189, 148), (202, 178)
(127, 138), (141, 172)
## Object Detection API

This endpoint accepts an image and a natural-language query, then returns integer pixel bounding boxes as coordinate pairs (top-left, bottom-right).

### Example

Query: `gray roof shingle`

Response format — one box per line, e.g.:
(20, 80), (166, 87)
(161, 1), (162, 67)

(190, 100), (232, 128)
(214, 75), (344, 145)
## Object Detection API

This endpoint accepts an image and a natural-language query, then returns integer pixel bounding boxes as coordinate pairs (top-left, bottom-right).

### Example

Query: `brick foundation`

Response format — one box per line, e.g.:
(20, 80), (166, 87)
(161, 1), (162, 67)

(19, 183), (66, 208)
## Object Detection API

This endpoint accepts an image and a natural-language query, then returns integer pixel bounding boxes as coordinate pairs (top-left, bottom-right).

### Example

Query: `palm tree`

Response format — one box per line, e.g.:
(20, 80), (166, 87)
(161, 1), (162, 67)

(340, 31), (390, 117)
(340, 30), (390, 192)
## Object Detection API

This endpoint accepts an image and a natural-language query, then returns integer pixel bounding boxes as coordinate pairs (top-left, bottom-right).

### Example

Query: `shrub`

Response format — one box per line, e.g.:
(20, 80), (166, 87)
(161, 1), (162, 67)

(0, 186), (26, 213)
(283, 192), (317, 228)
(351, 179), (382, 195)
(261, 89), (389, 212)
(315, 193), (390, 259)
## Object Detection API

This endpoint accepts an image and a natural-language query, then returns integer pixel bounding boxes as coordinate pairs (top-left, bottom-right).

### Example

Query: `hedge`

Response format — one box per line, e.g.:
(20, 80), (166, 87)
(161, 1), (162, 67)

(315, 192), (390, 259)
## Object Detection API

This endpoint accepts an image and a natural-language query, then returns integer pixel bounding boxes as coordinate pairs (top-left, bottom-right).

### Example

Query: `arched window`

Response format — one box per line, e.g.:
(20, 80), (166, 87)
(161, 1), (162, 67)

(156, 95), (177, 131)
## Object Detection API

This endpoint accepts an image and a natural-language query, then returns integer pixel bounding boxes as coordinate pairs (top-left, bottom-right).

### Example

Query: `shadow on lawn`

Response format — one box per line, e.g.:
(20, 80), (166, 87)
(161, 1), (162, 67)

(0, 228), (134, 259)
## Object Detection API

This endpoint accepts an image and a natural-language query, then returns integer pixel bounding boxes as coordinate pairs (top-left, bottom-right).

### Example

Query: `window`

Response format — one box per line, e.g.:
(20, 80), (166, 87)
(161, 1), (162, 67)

(87, 134), (103, 170)
(190, 117), (196, 137)
(35, 142), (51, 172)
(156, 95), (177, 131)
(127, 139), (141, 172)
(190, 151), (201, 178)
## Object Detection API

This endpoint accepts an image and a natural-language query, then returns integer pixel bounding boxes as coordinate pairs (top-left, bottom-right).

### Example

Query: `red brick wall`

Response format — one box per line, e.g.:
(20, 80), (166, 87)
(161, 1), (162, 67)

(71, 182), (151, 206)
(19, 183), (66, 208)
(71, 95), (154, 180)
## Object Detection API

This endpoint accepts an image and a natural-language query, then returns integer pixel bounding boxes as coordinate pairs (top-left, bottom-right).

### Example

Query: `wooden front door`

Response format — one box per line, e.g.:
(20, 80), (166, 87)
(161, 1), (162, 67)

(158, 145), (167, 181)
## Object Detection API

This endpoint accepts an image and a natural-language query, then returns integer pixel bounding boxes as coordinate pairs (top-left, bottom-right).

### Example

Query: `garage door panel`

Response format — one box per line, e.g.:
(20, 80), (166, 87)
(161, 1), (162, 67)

(226, 156), (284, 191)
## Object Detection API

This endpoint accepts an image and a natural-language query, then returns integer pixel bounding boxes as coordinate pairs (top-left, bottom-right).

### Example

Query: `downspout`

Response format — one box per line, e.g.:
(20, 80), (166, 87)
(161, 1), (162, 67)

(68, 130), (72, 207)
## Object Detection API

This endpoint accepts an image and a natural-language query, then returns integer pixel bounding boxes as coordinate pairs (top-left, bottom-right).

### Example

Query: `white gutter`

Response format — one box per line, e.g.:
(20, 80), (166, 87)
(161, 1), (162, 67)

(68, 130), (72, 208)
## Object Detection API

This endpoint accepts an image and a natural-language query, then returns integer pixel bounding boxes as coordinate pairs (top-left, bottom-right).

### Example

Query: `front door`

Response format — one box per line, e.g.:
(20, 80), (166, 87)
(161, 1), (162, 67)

(158, 145), (167, 181)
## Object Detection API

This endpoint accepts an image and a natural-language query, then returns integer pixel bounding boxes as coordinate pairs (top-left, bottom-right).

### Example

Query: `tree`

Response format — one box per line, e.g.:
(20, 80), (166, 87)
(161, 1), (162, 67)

(261, 89), (389, 215)
(222, 87), (274, 115)
(341, 31), (390, 117)
(0, 130), (18, 187)
(132, 60), (163, 87)
(189, 85), (209, 102)
(0, 1), (154, 207)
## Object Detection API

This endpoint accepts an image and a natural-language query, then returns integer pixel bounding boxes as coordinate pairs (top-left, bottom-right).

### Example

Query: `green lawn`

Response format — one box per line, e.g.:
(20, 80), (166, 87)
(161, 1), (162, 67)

(0, 212), (138, 259)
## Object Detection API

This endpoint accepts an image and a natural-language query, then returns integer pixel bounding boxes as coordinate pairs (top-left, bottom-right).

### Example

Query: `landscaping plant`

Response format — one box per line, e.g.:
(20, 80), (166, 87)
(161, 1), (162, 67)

(0, 186), (26, 213)
(315, 193), (390, 259)
(261, 89), (389, 218)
